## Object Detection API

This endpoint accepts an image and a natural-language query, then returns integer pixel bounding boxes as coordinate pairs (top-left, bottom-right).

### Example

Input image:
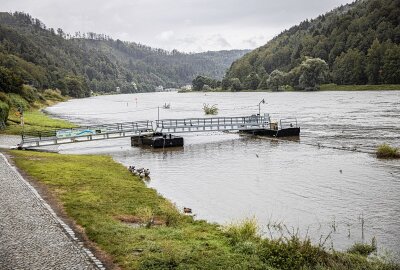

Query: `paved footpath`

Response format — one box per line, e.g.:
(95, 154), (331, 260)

(0, 153), (104, 270)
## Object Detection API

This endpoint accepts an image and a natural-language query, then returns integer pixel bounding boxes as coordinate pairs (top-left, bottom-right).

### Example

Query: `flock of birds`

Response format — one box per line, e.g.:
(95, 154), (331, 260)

(128, 166), (150, 178)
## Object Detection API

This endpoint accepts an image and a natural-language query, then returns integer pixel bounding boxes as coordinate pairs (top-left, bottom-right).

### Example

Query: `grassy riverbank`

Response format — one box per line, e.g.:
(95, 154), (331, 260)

(319, 84), (400, 91)
(9, 150), (399, 270)
(2, 110), (76, 135)
(0, 90), (76, 135)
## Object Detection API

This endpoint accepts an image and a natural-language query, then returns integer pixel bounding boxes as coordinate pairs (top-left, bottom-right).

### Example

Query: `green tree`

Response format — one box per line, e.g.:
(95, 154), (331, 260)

(298, 58), (328, 90)
(366, 39), (383, 84)
(257, 74), (270, 90)
(332, 49), (367, 85)
(267, 70), (285, 91)
(230, 78), (242, 91)
(244, 72), (260, 90)
(0, 66), (23, 94)
(381, 43), (400, 84)
(62, 76), (90, 98)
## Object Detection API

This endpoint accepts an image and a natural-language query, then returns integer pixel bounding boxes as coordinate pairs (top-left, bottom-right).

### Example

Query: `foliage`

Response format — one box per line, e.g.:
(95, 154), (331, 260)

(192, 75), (220, 91)
(298, 57), (329, 90)
(0, 66), (23, 94)
(267, 70), (286, 91)
(230, 78), (242, 91)
(244, 72), (260, 90)
(376, 143), (400, 159)
(347, 238), (377, 257)
(0, 100), (9, 128)
(203, 103), (218, 115)
(224, 218), (259, 245)
(224, 0), (400, 88)
(10, 150), (399, 270)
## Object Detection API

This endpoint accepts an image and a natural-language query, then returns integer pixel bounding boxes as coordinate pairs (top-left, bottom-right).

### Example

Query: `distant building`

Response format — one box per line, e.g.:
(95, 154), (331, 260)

(181, 85), (192, 91)
(155, 85), (164, 92)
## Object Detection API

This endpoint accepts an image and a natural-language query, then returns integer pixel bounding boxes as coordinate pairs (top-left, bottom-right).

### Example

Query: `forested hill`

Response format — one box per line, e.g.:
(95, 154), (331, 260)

(0, 12), (249, 97)
(224, 0), (400, 90)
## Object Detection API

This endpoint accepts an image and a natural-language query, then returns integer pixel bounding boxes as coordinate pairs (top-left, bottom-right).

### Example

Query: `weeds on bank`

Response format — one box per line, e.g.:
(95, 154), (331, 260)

(377, 144), (400, 159)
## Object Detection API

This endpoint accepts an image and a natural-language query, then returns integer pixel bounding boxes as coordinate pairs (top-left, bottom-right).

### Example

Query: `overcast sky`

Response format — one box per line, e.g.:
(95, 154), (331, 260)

(2, 0), (354, 52)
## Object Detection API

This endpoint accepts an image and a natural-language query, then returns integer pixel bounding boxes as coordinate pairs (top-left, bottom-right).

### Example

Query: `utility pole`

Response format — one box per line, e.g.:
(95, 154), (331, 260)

(258, 99), (265, 122)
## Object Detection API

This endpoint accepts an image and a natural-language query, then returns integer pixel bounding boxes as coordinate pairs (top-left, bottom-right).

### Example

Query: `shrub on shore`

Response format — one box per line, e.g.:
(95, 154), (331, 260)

(377, 144), (399, 158)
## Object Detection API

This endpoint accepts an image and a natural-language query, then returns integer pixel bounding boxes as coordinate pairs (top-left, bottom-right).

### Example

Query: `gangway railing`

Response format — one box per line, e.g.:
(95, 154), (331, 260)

(155, 115), (270, 133)
(20, 121), (153, 148)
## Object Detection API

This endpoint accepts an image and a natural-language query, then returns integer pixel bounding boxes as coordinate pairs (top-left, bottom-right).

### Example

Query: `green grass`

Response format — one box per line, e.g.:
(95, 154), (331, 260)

(9, 150), (399, 270)
(1, 110), (76, 135)
(377, 144), (400, 159)
(320, 84), (400, 91)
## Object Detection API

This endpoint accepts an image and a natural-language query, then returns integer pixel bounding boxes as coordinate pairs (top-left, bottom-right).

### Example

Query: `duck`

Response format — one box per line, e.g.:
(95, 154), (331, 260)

(139, 172), (146, 178)
(144, 169), (150, 177)
(136, 168), (144, 174)
(183, 207), (192, 214)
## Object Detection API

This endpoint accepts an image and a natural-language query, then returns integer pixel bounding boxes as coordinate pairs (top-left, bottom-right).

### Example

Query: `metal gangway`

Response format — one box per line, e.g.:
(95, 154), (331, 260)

(18, 114), (298, 149)
(19, 121), (153, 148)
(155, 115), (271, 133)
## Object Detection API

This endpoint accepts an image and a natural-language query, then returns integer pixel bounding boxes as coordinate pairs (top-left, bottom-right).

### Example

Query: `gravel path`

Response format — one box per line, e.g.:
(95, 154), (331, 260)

(0, 153), (104, 270)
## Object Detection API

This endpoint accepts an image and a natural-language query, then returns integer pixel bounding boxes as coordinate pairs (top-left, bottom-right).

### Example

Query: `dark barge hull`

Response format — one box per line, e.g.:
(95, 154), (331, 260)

(131, 133), (184, 148)
(241, 127), (300, 137)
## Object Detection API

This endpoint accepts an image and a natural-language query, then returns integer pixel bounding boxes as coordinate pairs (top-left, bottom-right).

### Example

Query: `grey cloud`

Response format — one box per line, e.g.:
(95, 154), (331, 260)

(1, 0), (354, 52)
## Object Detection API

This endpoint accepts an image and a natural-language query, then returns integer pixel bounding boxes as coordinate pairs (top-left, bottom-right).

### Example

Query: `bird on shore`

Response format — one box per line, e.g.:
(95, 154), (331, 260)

(183, 207), (192, 214)
(339, 169), (343, 174)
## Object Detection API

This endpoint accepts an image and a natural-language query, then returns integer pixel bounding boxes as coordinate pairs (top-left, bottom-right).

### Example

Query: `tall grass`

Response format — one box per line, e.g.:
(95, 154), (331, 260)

(377, 144), (399, 158)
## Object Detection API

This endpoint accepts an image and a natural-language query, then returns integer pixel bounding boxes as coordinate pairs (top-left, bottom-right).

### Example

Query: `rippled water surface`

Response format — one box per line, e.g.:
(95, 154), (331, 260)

(47, 91), (400, 258)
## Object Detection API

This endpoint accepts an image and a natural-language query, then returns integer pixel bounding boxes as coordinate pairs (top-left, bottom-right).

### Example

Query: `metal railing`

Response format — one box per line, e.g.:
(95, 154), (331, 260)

(20, 121), (153, 146)
(155, 115), (270, 133)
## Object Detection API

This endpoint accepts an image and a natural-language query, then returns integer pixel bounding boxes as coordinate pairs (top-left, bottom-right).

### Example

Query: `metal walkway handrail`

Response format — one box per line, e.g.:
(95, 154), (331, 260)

(20, 121), (153, 148)
(155, 115), (271, 133)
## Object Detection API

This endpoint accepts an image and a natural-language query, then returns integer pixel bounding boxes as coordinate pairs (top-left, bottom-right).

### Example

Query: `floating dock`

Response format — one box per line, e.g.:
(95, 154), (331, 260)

(131, 133), (184, 148)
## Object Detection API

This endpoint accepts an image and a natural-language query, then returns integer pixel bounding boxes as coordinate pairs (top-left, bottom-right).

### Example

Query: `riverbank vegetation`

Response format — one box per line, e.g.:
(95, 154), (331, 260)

(0, 80), (75, 134)
(218, 0), (400, 92)
(377, 144), (400, 159)
(9, 150), (399, 270)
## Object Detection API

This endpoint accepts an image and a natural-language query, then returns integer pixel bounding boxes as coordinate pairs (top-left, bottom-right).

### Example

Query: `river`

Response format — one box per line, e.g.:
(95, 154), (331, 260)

(46, 91), (400, 259)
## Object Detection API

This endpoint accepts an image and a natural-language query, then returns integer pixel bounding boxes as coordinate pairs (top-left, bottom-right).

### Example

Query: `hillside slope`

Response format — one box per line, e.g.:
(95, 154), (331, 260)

(0, 12), (248, 96)
(224, 0), (400, 89)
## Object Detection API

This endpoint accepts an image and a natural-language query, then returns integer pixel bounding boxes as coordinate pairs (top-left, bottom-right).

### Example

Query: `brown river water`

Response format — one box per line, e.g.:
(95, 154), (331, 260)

(46, 91), (400, 259)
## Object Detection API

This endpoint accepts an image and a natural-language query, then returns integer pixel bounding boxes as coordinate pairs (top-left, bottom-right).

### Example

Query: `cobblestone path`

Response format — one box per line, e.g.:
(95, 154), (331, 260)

(0, 153), (103, 270)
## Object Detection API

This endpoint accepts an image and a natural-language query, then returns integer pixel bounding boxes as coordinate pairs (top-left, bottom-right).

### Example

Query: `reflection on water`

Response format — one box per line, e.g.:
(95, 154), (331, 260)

(48, 91), (400, 258)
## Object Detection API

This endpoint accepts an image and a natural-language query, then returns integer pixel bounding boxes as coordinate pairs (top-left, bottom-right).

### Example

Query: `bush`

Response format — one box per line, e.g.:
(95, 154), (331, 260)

(347, 238), (377, 256)
(225, 217), (259, 245)
(21, 85), (41, 103)
(7, 93), (29, 111)
(0, 92), (11, 106)
(377, 143), (399, 158)
(0, 101), (10, 128)
(43, 89), (65, 101)
(203, 103), (218, 115)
